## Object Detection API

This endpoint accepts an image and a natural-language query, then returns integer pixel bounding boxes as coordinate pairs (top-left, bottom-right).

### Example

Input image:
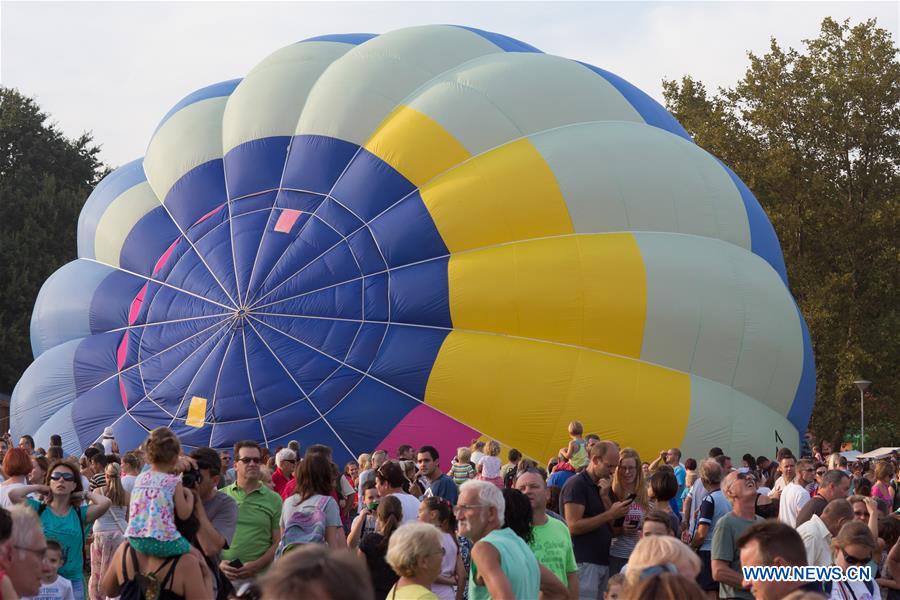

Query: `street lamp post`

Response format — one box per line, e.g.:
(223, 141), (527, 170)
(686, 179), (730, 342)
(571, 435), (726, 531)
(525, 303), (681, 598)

(853, 380), (871, 454)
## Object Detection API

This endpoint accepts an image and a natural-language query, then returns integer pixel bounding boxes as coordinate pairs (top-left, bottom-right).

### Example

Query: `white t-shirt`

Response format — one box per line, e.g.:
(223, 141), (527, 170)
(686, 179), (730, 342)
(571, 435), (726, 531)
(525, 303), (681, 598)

(477, 455), (502, 479)
(770, 476), (790, 496)
(0, 482), (28, 508)
(389, 492), (422, 524)
(22, 574), (75, 600)
(687, 478), (708, 533)
(828, 579), (881, 600)
(101, 437), (115, 455)
(121, 474), (137, 493)
(471, 451), (485, 465)
(779, 482), (811, 527)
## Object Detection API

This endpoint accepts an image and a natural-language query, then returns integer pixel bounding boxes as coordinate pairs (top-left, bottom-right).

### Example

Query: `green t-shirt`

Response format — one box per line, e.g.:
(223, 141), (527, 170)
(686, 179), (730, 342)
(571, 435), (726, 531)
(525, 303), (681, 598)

(529, 517), (577, 584)
(26, 498), (89, 583)
(221, 483), (283, 566)
(711, 512), (762, 600)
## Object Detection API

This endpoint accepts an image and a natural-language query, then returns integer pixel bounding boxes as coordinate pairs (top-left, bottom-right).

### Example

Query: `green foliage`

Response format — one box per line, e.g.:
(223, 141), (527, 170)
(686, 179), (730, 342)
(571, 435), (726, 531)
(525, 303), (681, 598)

(663, 18), (900, 448)
(0, 87), (106, 394)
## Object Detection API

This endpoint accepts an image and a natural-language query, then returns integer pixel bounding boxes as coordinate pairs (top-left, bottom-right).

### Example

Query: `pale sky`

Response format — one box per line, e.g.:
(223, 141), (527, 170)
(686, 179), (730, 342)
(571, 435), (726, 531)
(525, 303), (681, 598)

(2, 1), (897, 168)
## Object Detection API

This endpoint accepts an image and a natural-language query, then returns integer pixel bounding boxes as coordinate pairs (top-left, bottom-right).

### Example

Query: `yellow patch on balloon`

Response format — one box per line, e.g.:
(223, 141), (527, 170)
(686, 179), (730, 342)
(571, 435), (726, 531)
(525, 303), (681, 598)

(186, 396), (207, 428)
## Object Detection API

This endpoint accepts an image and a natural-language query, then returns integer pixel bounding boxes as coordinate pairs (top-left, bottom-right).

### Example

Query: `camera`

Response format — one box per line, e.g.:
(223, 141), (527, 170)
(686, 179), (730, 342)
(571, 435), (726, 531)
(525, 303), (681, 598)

(182, 468), (201, 488)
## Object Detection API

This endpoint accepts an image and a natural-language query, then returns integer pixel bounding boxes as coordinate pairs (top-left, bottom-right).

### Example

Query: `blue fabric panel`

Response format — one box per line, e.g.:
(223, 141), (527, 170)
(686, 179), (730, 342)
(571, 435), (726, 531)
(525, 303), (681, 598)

(347, 228), (388, 275)
(11, 338), (79, 440)
(233, 189), (278, 217)
(259, 399), (322, 442)
(390, 258), (451, 328)
(268, 417), (354, 464)
(719, 162), (789, 286)
(158, 244), (236, 308)
(131, 317), (232, 388)
(254, 314), (360, 362)
(246, 208), (333, 299)
(578, 62), (693, 142)
(259, 279), (362, 320)
(224, 136), (292, 200)
(369, 191), (448, 268)
(367, 325), (449, 400)
(317, 197), (365, 237)
(331, 149), (416, 222)
(192, 214), (242, 302)
(183, 203), (226, 245)
(164, 159), (228, 231)
(73, 332), (121, 396)
(209, 419), (265, 450)
(363, 273), (389, 321)
(272, 189), (325, 213)
(345, 323), (388, 371)
(300, 33), (377, 45)
(108, 415), (152, 454)
(325, 377), (420, 460)
(282, 135), (359, 194)
(450, 25), (543, 53)
(254, 237), (360, 309)
(119, 366), (147, 408)
(169, 325), (240, 420)
(119, 206), (180, 276)
(308, 366), (364, 414)
(77, 158), (147, 259)
(208, 331), (261, 422)
(71, 378), (124, 451)
(230, 208), (279, 301)
(140, 286), (230, 329)
(154, 79), (242, 135)
(248, 319), (342, 398)
(787, 306), (816, 434)
(31, 259), (113, 358)
(34, 403), (82, 456)
(89, 269), (148, 334)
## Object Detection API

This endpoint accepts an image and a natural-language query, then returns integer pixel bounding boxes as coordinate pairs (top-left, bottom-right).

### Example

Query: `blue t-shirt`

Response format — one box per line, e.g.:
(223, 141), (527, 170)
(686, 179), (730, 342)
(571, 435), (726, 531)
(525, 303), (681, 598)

(424, 473), (459, 505)
(548, 469), (577, 489)
(697, 490), (731, 552)
(26, 499), (89, 583)
(673, 464), (687, 498)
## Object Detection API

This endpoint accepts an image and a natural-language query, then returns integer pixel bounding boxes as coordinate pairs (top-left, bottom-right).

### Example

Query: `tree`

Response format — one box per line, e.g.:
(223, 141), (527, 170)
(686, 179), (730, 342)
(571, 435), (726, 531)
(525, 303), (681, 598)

(663, 18), (899, 448)
(0, 88), (106, 394)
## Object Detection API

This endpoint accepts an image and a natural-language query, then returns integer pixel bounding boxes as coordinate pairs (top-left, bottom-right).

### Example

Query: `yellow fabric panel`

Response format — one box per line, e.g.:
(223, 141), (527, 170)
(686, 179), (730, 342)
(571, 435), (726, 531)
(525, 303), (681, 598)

(425, 331), (691, 462)
(420, 138), (574, 253)
(448, 234), (646, 358)
(186, 396), (207, 428)
(364, 106), (471, 188)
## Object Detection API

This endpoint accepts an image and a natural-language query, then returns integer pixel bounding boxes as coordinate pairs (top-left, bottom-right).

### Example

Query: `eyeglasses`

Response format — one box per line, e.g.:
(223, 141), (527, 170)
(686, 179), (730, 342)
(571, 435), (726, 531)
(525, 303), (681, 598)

(639, 563), (678, 581)
(841, 549), (870, 565)
(816, 470), (826, 476)
(238, 457), (262, 464)
(453, 504), (488, 515)
(619, 466), (637, 472)
(14, 545), (48, 559)
(49, 472), (75, 482)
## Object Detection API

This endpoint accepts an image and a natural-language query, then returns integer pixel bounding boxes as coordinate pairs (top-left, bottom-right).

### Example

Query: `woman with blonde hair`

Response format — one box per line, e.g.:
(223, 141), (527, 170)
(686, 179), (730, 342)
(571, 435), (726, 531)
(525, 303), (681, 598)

(872, 461), (896, 506)
(358, 453), (372, 475)
(623, 572), (705, 600)
(90, 462), (130, 599)
(625, 535), (702, 589)
(610, 448), (650, 574)
(385, 521), (444, 600)
(829, 521), (879, 599)
(826, 452), (842, 472)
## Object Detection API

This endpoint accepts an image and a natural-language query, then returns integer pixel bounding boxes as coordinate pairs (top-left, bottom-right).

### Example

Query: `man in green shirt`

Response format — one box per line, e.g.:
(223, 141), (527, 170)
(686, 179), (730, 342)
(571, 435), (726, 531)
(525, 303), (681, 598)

(711, 471), (763, 600)
(220, 440), (283, 587)
(516, 469), (579, 598)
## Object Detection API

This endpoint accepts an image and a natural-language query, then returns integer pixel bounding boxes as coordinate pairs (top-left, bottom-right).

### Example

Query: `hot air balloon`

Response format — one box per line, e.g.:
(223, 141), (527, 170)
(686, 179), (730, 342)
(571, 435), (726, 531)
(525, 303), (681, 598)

(12, 26), (815, 464)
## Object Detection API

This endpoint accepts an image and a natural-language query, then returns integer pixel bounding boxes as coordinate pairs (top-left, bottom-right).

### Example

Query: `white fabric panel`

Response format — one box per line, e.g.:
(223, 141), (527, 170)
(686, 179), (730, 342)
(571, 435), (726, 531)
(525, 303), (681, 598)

(297, 25), (501, 144)
(404, 53), (642, 156)
(636, 233), (803, 416)
(223, 41), (355, 153)
(94, 181), (161, 267)
(529, 122), (751, 249)
(34, 402), (82, 458)
(11, 338), (80, 440)
(682, 375), (799, 460)
(144, 97), (228, 202)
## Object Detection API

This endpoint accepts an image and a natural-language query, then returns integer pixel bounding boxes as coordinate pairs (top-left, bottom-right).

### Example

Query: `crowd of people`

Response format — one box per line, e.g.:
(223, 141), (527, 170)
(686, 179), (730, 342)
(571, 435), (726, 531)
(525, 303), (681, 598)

(0, 421), (896, 600)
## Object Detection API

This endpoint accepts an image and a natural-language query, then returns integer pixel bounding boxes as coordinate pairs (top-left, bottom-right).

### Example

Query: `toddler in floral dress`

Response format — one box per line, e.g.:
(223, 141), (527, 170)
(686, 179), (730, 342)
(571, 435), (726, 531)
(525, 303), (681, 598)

(124, 427), (192, 556)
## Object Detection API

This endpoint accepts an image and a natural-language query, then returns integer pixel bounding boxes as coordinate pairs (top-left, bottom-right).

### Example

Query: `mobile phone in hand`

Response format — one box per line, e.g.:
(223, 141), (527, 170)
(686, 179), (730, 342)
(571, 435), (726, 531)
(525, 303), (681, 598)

(229, 559), (244, 569)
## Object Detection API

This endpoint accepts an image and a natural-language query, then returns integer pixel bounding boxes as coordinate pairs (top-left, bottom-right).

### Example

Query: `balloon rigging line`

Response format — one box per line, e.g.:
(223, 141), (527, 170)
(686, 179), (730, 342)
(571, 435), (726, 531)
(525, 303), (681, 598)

(222, 158), (246, 308)
(104, 313), (233, 334)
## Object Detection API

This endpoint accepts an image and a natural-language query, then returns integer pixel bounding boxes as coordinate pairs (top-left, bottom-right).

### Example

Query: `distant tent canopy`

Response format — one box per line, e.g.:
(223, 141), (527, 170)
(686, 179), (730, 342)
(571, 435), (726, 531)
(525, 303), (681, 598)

(12, 25), (814, 465)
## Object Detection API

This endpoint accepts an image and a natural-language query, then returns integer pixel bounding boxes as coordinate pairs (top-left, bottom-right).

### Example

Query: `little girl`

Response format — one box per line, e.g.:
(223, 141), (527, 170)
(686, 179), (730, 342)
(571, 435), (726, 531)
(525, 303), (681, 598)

(476, 441), (503, 488)
(124, 427), (192, 556)
(561, 420), (588, 471)
(418, 497), (466, 600)
(449, 448), (476, 487)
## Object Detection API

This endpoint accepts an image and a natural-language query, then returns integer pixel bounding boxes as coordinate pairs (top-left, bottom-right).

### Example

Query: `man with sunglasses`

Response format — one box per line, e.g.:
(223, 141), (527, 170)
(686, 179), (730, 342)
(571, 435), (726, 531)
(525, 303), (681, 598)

(220, 440), (283, 587)
(711, 470), (763, 600)
(779, 459), (815, 527)
(795, 470), (850, 527)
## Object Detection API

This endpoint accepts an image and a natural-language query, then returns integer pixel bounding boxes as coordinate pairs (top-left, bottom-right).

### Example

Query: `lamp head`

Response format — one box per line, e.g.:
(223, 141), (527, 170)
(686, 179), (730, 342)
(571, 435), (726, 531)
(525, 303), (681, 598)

(853, 380), (871, 392)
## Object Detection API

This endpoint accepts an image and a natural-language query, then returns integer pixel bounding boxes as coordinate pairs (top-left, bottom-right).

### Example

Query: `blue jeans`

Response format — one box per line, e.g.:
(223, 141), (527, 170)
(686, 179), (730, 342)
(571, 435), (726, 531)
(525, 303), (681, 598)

(576, 563), (610, 599)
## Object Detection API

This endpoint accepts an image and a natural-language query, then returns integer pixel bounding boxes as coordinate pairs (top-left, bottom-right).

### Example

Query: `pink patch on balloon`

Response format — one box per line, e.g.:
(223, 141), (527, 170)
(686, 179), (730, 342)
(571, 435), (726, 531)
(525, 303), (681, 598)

(274, 209), (302, 233)
(376, 404), (480, 465)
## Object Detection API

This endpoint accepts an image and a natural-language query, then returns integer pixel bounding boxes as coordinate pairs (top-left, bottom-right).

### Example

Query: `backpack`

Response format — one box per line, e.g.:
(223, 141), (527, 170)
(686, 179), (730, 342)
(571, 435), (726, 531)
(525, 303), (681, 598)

(118, 544), (180, 600)
(275, 495), (331, 560)
(503, 466), (518, 489)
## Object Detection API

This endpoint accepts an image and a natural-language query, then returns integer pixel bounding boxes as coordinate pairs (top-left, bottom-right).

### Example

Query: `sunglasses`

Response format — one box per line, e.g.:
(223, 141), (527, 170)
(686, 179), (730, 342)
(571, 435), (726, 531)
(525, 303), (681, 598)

(49, 472), (75, 482)
(816, 470), (826, 476)
(841, 549), (870, 565)
(238, 457), (262, 464)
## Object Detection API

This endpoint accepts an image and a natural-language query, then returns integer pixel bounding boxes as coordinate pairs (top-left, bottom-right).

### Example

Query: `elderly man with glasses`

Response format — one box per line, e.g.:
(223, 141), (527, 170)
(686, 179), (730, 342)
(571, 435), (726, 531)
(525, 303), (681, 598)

(711, 470), (763, 600)
(220, 440), (283, 588)
(271, 448), (297, 497)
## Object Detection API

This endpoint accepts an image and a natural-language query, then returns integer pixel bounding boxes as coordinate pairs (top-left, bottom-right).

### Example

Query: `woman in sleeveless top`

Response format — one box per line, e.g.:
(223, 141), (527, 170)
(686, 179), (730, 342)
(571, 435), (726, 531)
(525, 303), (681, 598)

(100, 540), (211, 600)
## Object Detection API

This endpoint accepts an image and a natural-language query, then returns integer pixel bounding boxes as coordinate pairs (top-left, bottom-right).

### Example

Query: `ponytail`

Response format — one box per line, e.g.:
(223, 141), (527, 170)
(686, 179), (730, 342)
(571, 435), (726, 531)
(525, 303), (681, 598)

(376, 495), (403, 552)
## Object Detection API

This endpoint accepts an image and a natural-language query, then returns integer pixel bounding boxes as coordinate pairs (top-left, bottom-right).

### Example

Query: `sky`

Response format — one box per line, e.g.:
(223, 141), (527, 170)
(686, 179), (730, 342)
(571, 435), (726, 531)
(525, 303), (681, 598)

(2, 1), (897, 168)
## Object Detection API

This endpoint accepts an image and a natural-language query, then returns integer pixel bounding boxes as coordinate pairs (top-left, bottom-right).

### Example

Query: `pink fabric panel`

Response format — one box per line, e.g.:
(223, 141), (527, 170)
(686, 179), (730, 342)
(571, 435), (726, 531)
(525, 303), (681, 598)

(376, 404), (480, 464)
(274, 209), (302, 233)
(128, 283), (148, 325)
(153, 239), (180, 275)
(194, 204), (224, 226)
(119, 376), (128, 408)
(116, 332), (129, 370)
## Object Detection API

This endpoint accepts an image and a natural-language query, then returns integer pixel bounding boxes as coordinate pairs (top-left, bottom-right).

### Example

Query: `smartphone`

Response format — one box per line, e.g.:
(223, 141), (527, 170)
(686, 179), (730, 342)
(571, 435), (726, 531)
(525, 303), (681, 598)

(228, 559), (244, 569)
(625, 493), (637, 503)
